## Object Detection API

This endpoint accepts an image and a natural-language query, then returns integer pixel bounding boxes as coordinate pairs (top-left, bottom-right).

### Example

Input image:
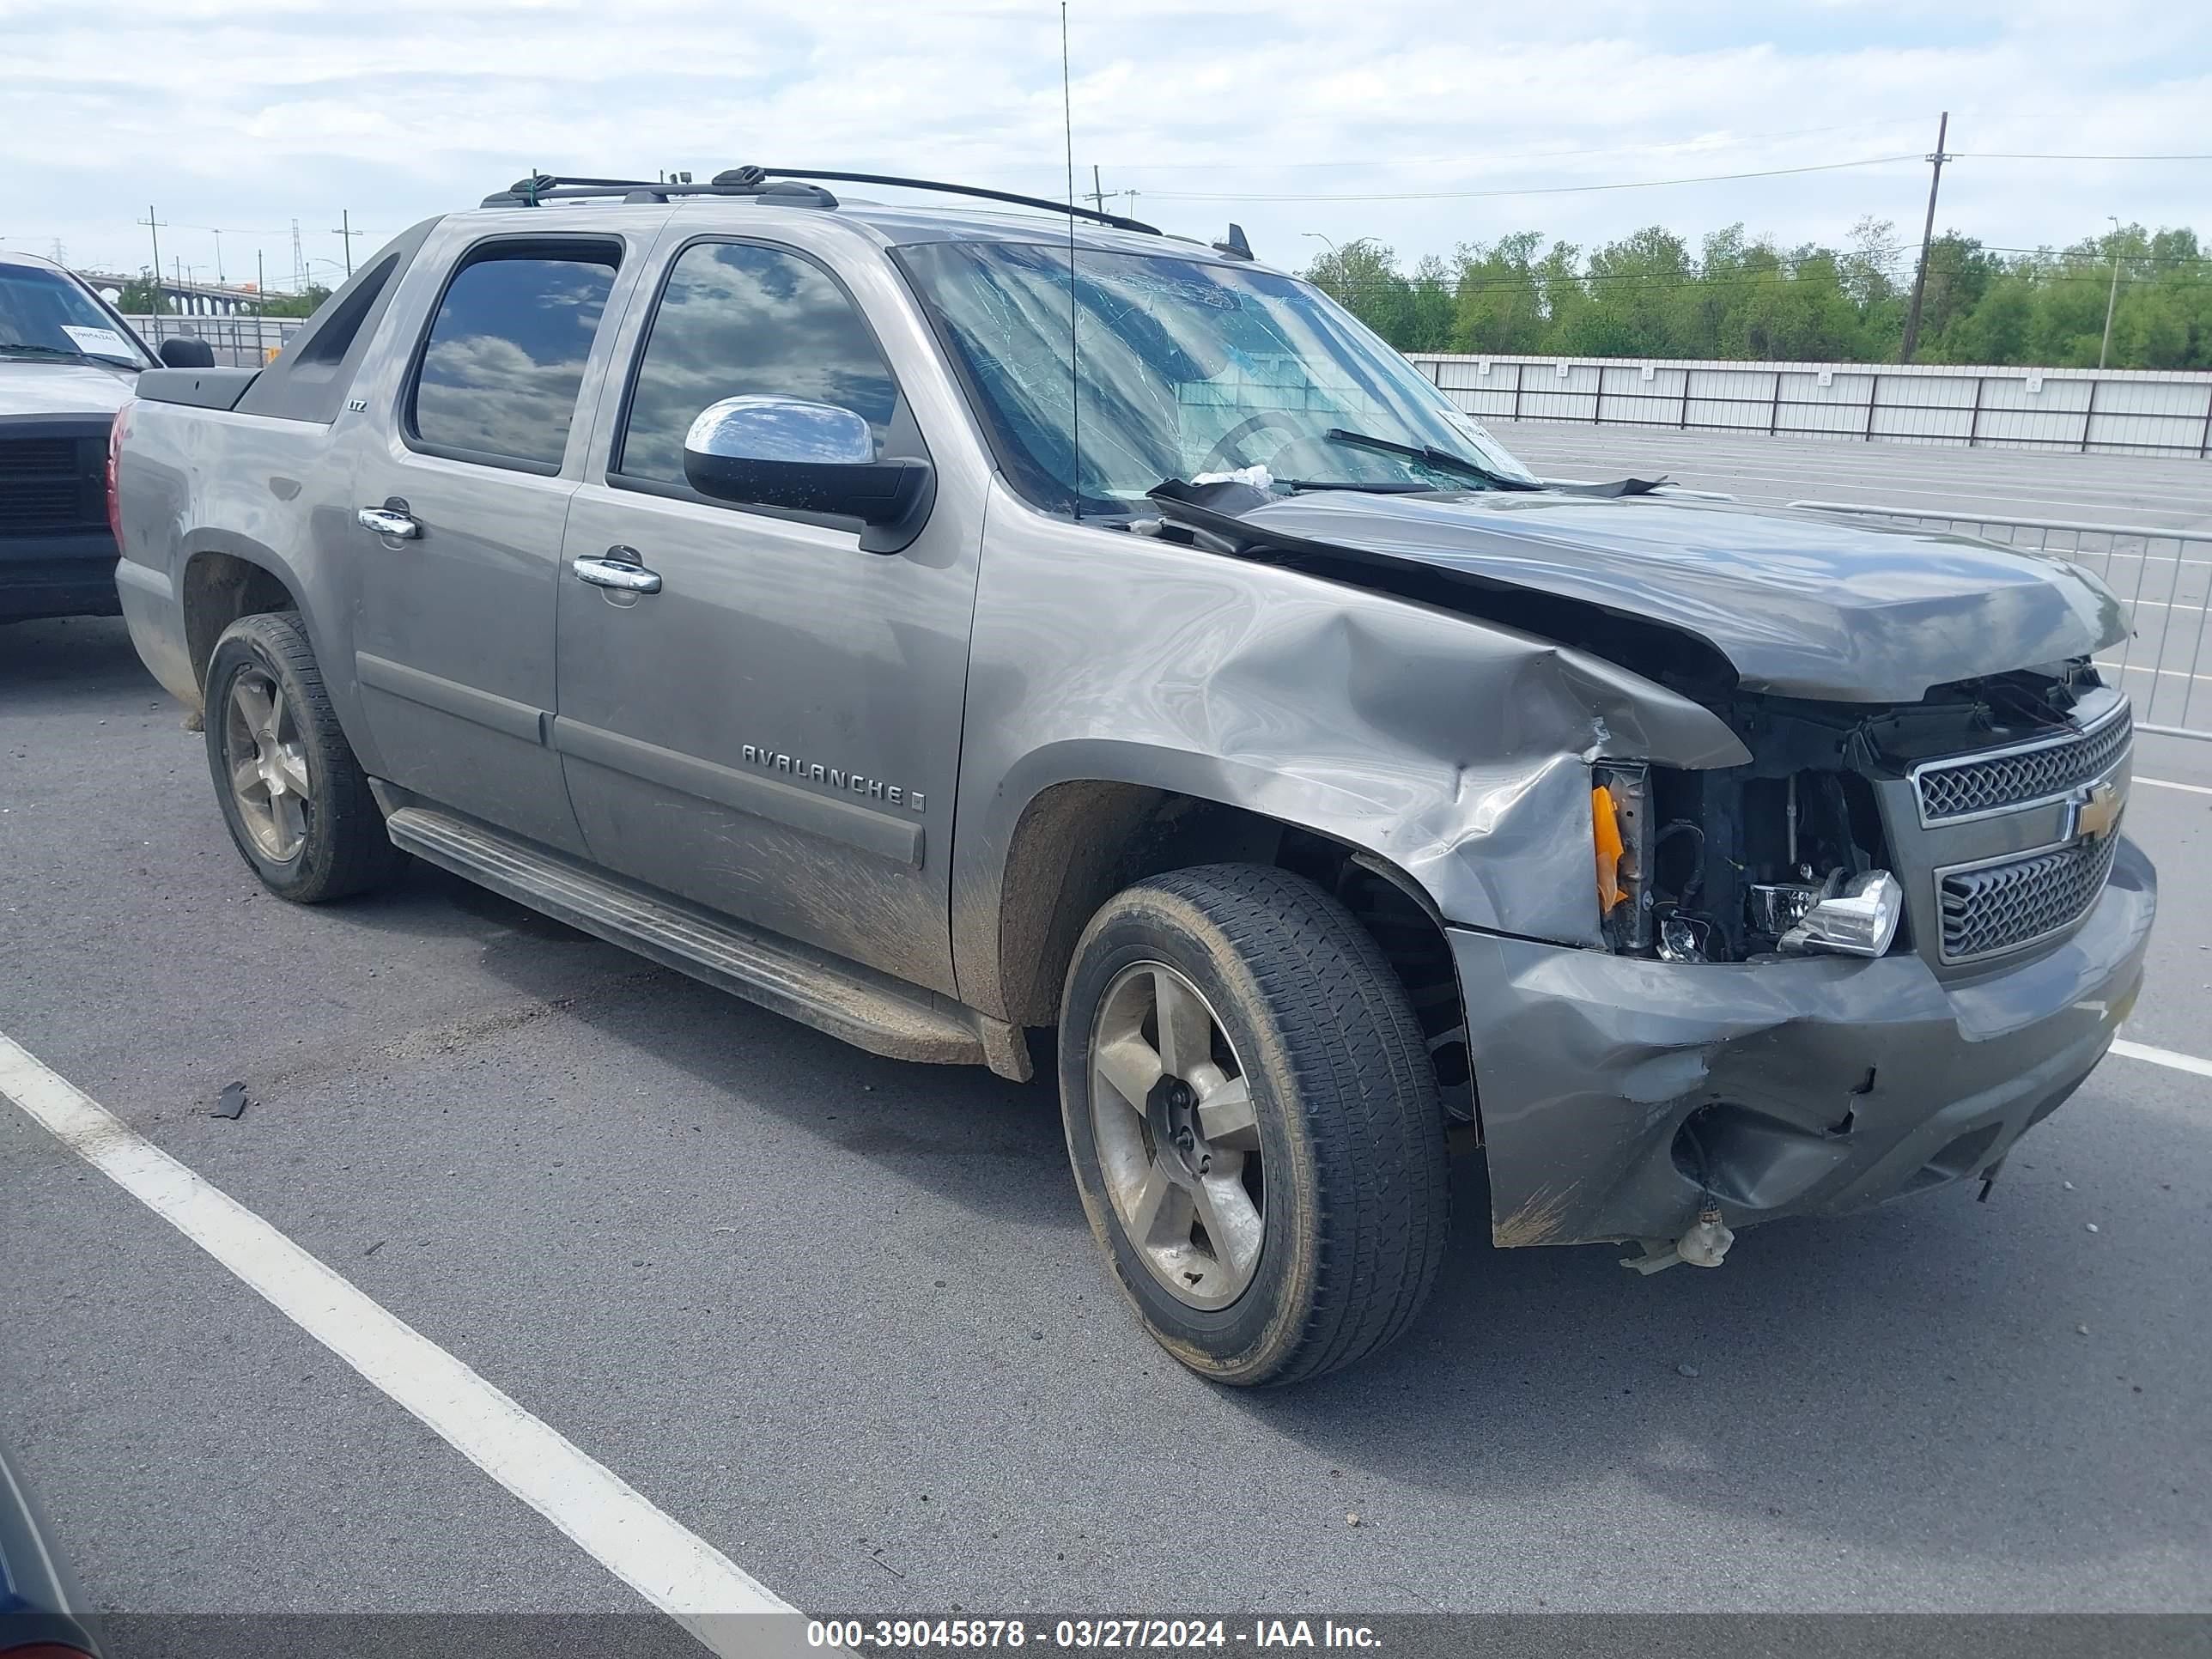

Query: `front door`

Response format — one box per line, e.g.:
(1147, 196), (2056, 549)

(347, 235), (625, 854)
(552, 236), (978, 994)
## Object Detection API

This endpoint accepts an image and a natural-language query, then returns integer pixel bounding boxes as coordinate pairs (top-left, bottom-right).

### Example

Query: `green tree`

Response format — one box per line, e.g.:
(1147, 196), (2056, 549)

(258, 285), (331, 319)
(1303, 239), (1415, 344)
(1448, 231), (1547, 354)
(1916, 232), (1996, 356)
(1290, 216), (2209, 368)
(115, 274), (167, 314)
(1406, 253), (1455, 351)
(1942, 277), (2033, 363)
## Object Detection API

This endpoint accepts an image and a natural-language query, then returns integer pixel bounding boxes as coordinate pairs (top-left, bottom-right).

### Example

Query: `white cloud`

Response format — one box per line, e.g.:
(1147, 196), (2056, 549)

(2, 0), (2205, 283)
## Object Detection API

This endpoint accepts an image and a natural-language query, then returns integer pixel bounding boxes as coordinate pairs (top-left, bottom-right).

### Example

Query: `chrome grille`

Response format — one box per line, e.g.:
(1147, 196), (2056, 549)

(1938, 835), (2119, 963)
(1913, 708), (2132, 823)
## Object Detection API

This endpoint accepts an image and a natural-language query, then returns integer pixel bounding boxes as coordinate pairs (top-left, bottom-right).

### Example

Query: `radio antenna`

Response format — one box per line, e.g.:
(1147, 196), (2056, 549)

(1061, 1), (1082, 521)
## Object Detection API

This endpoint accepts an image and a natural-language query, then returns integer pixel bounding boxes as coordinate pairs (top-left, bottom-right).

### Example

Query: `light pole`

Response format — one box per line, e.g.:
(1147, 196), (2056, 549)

(2098, 216), (2124, 372)
(1300, 231), (1339, 255)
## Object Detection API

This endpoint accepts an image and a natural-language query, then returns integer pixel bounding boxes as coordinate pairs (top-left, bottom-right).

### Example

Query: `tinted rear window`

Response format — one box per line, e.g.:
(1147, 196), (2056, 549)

(409, 248), (617, 471)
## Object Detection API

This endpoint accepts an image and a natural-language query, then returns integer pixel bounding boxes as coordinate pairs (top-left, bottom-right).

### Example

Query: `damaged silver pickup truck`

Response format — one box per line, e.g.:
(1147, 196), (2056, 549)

(111, 170), (2154, 1385)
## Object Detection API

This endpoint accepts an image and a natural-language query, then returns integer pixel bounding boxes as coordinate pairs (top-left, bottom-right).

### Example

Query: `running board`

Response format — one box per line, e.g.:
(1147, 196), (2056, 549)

(385, 805), (1013, 1073)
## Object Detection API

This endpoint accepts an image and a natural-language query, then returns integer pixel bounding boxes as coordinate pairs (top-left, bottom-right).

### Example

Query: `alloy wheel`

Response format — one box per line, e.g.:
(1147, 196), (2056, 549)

(222, 667), (313, 862)
(1088, 961), (1266, 1310)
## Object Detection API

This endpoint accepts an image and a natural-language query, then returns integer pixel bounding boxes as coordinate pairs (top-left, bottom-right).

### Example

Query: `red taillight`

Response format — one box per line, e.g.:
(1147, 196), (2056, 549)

(106, 400), (131, 549)
(2, 1645), (99, 1658)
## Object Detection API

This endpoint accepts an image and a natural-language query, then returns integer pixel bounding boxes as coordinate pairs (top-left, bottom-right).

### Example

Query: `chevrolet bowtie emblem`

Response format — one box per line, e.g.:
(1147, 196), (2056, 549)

(2069, 778), (2124, 843)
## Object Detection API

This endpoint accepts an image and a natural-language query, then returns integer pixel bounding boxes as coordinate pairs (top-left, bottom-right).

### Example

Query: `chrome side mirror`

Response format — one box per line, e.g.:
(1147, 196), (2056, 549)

(682, 396), (933, 554)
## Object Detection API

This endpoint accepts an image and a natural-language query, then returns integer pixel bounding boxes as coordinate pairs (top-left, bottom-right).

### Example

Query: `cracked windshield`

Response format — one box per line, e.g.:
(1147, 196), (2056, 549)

(898, 240), (1535, 514)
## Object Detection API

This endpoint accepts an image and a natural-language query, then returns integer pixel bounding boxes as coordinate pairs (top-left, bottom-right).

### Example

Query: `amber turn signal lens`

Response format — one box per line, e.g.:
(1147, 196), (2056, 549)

(1592, 784), (1627, 912)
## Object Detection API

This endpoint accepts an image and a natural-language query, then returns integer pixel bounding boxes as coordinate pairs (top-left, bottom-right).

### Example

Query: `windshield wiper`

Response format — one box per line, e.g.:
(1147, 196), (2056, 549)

(1276, 478), (1434, 495)
(0, 340), (94, 362)
(1322, 427), (1539, 490)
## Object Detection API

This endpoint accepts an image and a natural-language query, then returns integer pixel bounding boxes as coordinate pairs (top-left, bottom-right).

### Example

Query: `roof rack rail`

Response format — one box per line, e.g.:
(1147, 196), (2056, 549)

(481, 173), (841, 210)
(481, 167), (1161, 236)
(711, 167), (1159, 235)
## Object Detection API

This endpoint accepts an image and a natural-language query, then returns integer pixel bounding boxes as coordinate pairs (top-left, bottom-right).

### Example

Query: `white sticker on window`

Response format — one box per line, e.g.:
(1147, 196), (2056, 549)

(61, 325), (135, 359)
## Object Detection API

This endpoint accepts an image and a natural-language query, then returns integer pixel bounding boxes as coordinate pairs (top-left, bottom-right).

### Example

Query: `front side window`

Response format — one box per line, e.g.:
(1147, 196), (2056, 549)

(617, 241), (899, 487)
(410, 246), (617, 470)
(0, 263), (151, 368)
(896, 240), (1536, 515)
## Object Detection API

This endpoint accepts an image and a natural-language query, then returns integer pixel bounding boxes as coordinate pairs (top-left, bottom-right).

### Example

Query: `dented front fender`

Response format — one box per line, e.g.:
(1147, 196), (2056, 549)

(950, 482), (1747, 1016)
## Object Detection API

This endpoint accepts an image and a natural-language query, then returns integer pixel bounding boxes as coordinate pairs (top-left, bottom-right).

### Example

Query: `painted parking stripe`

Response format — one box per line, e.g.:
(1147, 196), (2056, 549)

(2096, 660), (2212, 684)
(2136, 775), (2212, 797)
(2111, 1039), (2212, 1081)
(0, 1031), (794, 1658)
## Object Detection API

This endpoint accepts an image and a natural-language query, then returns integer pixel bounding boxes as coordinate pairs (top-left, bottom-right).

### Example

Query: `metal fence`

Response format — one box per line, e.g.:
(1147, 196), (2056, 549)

(1789, 501), (2212, 741)
(122, 313), (303, 368)
(1413, 355), (2212, 459)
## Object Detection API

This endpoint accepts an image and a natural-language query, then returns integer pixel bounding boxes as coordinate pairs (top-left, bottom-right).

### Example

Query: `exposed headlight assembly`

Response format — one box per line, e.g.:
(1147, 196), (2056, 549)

(1777, 869), (1904, 958)
(1590, 763), (1652, 953)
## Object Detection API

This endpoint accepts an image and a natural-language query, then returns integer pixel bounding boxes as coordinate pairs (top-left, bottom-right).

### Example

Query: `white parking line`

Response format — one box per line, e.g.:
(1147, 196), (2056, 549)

(2112, 1039), (2212, 1081)
(0, 1031), (793, 1658)
(2136, 776), (2212, 797)
(2096, 660), (2212, 684)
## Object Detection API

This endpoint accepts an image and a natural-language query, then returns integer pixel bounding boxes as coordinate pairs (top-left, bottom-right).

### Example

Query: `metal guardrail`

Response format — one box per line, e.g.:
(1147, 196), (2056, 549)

(1417, 355), (2212, 459)
(1789, 501), (2212, 742)
(122, 313), (303, 368)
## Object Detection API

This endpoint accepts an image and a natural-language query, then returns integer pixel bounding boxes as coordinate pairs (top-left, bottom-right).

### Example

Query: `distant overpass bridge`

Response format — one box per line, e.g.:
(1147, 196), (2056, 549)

(78, 269), (274, 316)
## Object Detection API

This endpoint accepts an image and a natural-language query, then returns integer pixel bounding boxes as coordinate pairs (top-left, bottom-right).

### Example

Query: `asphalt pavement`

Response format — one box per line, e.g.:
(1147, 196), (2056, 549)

(3, 591), (2209, 1633)
(1494, 421), (2212, 530)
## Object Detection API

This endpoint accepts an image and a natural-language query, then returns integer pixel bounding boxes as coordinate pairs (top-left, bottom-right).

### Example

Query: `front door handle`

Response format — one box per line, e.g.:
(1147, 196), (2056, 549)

(356, 504), (421, 539)
(571, 552), (663, 594)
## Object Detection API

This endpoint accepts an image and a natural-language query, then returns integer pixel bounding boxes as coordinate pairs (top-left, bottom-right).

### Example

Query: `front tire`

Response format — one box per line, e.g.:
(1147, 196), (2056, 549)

(204, 611), (402, 902)
(1058, 864), (1450, 1386)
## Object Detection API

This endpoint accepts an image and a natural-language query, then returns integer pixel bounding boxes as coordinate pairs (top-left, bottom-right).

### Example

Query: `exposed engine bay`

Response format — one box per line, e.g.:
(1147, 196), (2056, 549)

(1598, 662), (2106, 963)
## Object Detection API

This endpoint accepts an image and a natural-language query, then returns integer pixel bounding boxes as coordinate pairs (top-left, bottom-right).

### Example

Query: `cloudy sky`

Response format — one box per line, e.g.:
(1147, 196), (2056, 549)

(3, 0), (2207, 291)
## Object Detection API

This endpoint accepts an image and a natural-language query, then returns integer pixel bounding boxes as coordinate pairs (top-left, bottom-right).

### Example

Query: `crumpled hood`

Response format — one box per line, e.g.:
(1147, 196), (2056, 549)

(1217, 489), (2131, 703)
(0, 357), (138, 419)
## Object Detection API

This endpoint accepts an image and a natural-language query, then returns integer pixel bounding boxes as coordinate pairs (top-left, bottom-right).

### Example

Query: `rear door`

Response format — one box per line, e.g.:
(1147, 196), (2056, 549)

(550, 233), (980, 994)
(346, 234), (630, 854)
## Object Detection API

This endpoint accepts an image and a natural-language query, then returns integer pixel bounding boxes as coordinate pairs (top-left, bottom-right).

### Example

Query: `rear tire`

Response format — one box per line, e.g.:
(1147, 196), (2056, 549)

(204, 611), (402, 902)
(1057, 864), (1450, 1386)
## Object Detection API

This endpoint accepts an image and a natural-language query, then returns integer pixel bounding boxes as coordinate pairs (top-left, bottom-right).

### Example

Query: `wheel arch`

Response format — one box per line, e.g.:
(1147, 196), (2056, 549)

(961, 751), (1480, 1126)
(180, 535), (308, 697)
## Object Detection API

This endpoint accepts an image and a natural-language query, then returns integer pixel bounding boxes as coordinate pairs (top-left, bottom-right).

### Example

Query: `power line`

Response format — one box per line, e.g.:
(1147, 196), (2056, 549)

(1106, 116), (1931, 173)
(1143, 154), (1926, 203)
(1954, 150), (2212, 161)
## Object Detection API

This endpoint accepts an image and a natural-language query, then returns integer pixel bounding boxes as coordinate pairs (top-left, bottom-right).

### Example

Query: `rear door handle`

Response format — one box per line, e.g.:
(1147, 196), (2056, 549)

(356, 505), (421, 539)
(571, 551), (663, 594)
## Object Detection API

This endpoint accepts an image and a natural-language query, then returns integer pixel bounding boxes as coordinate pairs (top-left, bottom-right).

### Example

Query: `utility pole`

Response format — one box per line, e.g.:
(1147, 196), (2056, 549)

(139, 205), (167, 313)
(1087, 164), (1105, 215)
(331, 210), (362, 277)
(290, 220), (307, 292)
(256, 249), (265, 306)
(2099, 216), (2124, 370)
(1898, 110), (1951, 363)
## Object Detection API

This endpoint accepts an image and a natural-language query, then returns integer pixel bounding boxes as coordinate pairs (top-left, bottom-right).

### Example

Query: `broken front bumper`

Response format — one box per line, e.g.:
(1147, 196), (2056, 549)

(1452, 836), (2155, 1249)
